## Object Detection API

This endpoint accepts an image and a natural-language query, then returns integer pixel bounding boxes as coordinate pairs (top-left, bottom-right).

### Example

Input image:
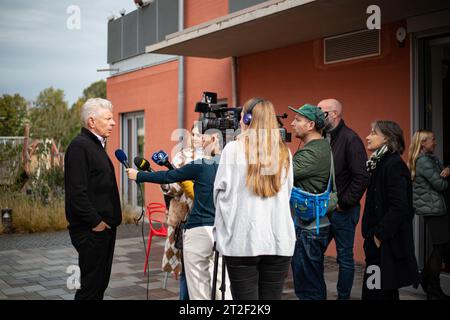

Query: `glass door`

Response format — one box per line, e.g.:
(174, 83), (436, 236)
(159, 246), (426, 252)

(417, 34), (450, 279)
(122, 112), (145, 207)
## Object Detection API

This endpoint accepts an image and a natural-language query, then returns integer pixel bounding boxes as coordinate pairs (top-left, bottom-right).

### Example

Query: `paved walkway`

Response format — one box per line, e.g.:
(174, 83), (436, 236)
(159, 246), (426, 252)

(0, 224), (427, 300)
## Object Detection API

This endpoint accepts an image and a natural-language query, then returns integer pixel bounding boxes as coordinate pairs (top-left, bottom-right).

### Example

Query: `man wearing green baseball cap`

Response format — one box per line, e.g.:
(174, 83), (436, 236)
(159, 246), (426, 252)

(288, 104), (327, 136)
(288, 103), (333, 300)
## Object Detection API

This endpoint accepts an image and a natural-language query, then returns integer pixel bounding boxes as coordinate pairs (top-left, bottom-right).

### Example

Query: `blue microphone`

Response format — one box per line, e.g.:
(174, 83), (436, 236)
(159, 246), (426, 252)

(114, 149), (130, 168)
(151, 150), (174, 170)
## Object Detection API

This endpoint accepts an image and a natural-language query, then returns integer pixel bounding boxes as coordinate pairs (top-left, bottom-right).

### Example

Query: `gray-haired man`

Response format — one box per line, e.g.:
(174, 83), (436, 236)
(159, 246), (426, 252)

(64, 98), (122, 300)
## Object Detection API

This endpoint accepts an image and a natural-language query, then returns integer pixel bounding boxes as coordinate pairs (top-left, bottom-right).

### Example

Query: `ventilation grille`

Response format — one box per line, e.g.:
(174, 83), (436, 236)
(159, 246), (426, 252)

(324, 29), (380, 64)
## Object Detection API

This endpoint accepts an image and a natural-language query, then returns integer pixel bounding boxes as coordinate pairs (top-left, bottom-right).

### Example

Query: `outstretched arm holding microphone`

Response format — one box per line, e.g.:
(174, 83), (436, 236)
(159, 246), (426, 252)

(126, 154), (200, 184)
(124, 130), (230, 300)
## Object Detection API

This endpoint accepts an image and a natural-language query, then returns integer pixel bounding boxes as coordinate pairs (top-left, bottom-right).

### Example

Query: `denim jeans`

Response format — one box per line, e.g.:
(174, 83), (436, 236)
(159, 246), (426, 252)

(179, 270), (189, 300)
(291, 225), (330, 300)
(328, 206), (360, 300)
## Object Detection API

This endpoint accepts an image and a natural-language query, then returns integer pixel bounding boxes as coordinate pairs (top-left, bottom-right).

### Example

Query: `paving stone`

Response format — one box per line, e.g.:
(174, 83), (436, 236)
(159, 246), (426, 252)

(109, 280), (136, 289)
(1, 287), (26, 295)
(4, 278), (29, 286)
(59, 293), (75, 300)
(0, 283), (10, 291)
(42, 296), (63, 300)
(0, 224), (432, 300)
(38, 279), (66, 287)
(23, 285), (47, 292)
(37, 288), (69, 297)
(24, 293), (45, 300)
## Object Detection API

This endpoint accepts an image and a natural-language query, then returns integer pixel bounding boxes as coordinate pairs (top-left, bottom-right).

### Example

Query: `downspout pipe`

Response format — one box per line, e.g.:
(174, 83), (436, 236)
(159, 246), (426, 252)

(231, 56), (238, 107)
(178, 0), (185, 130)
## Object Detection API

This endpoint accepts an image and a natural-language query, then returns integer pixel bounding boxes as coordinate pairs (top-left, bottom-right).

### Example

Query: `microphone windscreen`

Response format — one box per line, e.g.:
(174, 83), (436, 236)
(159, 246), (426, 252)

(134, 157), (150, 171)
(115, 149), (129, 167)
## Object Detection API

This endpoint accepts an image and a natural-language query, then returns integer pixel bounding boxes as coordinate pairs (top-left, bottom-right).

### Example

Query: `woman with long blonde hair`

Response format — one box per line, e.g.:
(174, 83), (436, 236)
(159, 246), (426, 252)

(213, 98), (296, 300)
(407, 130), (450, 300)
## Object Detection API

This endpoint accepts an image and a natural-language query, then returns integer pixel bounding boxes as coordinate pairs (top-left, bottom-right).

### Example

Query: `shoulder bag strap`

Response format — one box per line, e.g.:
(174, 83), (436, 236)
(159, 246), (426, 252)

(328, 151), (337, 193)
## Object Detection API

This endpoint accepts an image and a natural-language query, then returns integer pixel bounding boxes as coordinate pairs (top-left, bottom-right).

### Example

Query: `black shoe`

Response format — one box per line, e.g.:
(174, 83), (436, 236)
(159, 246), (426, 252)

(419, 270), (429, 293)
(426, 286), (450, 300)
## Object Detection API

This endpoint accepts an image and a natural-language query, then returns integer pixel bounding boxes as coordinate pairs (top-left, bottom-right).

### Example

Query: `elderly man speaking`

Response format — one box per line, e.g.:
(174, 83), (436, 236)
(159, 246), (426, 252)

(64, 98), (122, 300)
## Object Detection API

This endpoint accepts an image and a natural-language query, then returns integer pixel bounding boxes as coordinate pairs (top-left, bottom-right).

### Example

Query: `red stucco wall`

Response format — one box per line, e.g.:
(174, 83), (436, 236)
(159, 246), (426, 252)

(107, 1), (412, 264)
(237, 22), (411, 262)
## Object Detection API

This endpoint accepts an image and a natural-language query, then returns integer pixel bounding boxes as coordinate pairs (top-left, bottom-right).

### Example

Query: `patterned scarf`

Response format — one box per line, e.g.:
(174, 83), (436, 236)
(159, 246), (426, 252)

(366, 144), (389, 173)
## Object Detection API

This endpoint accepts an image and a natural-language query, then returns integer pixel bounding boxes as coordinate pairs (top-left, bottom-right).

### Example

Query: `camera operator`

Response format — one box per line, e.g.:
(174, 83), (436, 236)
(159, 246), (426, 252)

(126, 125), (231, 300)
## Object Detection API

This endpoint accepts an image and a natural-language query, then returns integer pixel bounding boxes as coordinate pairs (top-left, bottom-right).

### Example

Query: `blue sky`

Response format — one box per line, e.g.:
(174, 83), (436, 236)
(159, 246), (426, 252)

(0, 0), (137, 106)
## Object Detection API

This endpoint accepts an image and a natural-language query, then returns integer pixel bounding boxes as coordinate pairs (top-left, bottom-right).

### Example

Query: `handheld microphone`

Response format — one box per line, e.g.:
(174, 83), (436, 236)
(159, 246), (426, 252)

(133, 157), (154, 172)
(115, 149), (130, 168)
(152, 150), (175, 170)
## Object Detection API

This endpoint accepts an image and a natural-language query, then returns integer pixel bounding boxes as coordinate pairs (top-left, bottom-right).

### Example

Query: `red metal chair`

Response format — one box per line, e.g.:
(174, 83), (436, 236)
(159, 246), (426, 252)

(144, 202), (168, 274)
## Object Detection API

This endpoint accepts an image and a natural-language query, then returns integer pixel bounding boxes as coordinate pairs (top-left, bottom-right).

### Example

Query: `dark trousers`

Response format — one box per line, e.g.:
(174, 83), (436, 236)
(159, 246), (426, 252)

(361, 238), (399, 300)
(291, 225), (330, 300)
(69, 227), (117, 300)
(362, 269), (399, 300)
(224, 255), (291, 300)
(328, 206), (360, 299)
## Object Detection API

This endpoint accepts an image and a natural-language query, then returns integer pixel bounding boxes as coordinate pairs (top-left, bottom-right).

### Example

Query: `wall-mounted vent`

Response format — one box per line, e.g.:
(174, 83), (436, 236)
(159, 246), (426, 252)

(324, 29), (380, 64)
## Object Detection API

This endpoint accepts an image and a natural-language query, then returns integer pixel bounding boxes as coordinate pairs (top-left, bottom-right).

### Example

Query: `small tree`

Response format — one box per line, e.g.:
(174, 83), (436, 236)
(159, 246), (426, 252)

(83, 80), (106, 99)
(65, 80), (108, 148)
(0, 94), (28, 137)
(29, 87), (72, 150)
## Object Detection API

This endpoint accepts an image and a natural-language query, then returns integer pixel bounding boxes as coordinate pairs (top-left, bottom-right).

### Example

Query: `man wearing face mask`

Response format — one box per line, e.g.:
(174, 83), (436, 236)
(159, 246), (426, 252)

(318, 99), (369, 300)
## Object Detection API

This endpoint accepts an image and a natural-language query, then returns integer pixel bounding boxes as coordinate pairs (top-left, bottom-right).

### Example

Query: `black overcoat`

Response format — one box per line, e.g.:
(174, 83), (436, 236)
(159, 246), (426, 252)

(362, 152), (419, 290)
(64, 128), (122, 230)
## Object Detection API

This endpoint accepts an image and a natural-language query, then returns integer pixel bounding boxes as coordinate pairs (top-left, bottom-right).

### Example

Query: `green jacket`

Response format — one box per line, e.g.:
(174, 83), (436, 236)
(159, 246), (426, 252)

(293, 139), (331, 193)
(413, 153), (448, 216)
(293, 138), (332, 229)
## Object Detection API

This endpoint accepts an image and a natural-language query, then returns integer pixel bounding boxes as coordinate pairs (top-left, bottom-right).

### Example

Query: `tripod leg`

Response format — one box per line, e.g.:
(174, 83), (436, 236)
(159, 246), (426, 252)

(221, 256), (226, 300)
(211, 243), (219, 300)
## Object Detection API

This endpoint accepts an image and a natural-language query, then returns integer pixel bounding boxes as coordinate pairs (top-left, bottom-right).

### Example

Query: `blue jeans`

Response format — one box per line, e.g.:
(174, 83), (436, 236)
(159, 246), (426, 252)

(291, 225), (330, 300)
(179, 270), (189, 300)
(328, 206), (360, 300)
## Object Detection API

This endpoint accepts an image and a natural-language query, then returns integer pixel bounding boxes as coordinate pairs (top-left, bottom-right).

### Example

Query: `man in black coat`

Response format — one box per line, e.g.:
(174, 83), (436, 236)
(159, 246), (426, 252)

(65, 98), (122, 300)
(318, 99), (369, 300)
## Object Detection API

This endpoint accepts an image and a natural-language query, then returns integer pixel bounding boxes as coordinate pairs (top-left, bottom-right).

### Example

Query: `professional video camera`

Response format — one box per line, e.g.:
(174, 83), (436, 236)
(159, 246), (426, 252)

(276, 113), (292, 143)
(195, 91), (291, 144)
(195, 92), (241, 145)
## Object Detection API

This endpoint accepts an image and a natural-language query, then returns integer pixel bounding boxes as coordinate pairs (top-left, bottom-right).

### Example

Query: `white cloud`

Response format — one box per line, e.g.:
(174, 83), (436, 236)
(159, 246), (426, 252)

(0, 0), (137, 105)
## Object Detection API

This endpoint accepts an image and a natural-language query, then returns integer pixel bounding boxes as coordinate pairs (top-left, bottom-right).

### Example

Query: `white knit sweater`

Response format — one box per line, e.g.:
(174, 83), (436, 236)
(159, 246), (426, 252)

(213, 140), (296, 257)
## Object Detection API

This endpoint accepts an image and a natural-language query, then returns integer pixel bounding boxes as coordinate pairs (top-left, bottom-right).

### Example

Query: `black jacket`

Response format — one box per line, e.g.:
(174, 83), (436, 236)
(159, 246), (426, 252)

(362, 152), (419, 290)
(64, 128), (122, 230)
(327, 120), (369, 210)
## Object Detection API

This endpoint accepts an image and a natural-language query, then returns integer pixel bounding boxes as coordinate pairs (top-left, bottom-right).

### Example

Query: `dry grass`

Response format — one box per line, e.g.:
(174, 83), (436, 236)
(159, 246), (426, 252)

(0, 192), (138, 234)
(121, 205), (142, 225)
(0, 192), (67, 234)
